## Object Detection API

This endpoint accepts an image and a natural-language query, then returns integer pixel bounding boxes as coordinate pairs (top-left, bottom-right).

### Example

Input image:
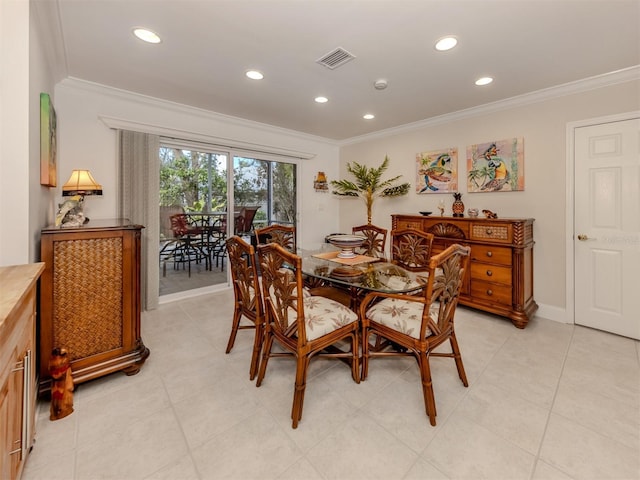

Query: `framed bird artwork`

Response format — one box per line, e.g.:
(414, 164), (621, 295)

(416, 147), (458, 194)
(467, 137), (524, 193)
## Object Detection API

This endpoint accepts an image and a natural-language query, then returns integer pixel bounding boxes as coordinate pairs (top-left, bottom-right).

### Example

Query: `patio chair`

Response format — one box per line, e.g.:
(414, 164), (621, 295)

(162, 213), (209, 277)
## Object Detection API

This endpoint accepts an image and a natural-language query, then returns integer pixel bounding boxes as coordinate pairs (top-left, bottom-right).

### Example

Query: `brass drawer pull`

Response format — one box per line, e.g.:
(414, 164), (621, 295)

(486, 270), (493, 276)
(486, 289), (493, 296)
(486, 251), (493, 257)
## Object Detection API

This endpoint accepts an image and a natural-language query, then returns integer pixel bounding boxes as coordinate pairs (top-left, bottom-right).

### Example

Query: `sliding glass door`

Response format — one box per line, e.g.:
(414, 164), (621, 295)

(158, 144), (297, 298)
(159, 145), (229, 296)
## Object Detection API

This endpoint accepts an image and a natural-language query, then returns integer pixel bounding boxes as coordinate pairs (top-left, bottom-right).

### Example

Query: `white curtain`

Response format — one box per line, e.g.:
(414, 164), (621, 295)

(118, 130), (160, 310)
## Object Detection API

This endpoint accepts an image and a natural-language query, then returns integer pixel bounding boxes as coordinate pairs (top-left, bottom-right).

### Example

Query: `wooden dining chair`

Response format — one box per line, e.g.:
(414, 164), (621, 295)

(256, 242), (360, 428)
(390, 228), (434, 271)
(359, 244), (471, 426)
(352, 224), (388, 259)
(225, 235), (265, 380)
(255, 224), (296, 252)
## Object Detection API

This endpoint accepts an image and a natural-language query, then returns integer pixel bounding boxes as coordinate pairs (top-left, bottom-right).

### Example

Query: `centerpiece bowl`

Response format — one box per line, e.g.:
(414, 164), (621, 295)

(326, 234), (366, 259)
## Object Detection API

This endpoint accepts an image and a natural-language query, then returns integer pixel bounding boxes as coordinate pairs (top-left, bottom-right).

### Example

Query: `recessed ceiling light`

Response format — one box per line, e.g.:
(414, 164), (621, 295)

(363, 114), (375, 120)
(133, 28), (161, 44)
(475, 76), (493, 86)
(435, 36), (457, 51)
(246, 70), (264, 80)
(315, 96), (328, 103)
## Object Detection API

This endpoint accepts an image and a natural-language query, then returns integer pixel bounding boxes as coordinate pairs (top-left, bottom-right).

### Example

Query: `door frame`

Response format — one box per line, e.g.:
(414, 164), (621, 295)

(565, 110), (640, 324)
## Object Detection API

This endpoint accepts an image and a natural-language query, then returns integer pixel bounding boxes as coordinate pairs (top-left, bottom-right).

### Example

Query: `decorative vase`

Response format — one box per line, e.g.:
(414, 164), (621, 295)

(452, 193), (464, 217)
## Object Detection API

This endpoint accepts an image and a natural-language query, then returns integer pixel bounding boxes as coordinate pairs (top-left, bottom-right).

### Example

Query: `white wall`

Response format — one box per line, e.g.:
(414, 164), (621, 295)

(30, 0), (59, 259)
(338, 79), (640, 319)
(0, 0), (56, 266)
(0, 0), (30, 265)
(54, 79), (342, 250)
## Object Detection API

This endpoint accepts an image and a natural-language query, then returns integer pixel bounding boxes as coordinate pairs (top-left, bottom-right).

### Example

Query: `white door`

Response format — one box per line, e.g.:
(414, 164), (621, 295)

(574, 117), (640, 339)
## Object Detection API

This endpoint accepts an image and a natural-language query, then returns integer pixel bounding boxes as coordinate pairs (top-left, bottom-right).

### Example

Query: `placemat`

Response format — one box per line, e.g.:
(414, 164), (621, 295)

(312, 251), (381, 266)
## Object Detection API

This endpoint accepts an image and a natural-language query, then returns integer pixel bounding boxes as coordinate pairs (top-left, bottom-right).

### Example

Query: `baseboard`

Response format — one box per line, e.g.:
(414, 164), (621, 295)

(535, 303), (569, 324)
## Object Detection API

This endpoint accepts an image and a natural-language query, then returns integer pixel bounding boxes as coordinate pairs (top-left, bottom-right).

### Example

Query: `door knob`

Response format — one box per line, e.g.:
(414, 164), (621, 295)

(577, 234), (589, 241)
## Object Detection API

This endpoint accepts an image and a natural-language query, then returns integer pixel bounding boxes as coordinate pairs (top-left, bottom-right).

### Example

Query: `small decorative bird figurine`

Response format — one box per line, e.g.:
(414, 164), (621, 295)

(418, 154), (452, 192)
(55, 195), (86, 226)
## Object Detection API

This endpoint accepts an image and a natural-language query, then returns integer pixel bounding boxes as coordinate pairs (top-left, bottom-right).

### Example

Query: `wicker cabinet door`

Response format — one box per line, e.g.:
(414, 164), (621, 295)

(39, 221), (149, 393)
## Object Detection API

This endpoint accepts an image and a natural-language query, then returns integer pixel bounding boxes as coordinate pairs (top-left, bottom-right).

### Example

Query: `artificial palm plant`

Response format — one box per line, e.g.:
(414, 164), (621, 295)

(331, 156), (410, 224)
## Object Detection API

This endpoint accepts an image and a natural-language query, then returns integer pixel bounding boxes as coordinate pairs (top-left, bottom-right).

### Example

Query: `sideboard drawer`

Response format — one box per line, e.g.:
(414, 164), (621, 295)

(471, 245), (512, 266)
(395, 218), (423, 230)
(470, 263), (512, 285)
(470, 223), (511, 243)
(470, 280), (512, 306)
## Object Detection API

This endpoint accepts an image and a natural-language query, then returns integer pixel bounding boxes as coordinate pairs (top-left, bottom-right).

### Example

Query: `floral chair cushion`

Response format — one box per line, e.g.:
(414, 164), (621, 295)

(290, 295), (358, 341)
(365, 297), (439, 340)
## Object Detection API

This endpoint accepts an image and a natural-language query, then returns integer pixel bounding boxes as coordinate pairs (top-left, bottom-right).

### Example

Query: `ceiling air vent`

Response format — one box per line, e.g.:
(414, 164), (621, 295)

(316, 47), (356, 70)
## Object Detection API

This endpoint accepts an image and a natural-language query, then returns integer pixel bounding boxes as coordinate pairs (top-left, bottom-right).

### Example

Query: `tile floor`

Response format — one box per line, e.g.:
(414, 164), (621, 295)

(23, 289), (640, 480)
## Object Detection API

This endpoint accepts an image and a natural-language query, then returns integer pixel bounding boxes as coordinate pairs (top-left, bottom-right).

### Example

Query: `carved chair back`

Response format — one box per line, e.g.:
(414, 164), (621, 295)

(255, 224), (296, 253)
(352, 224), (388, 259)
(390, 228), (434, 271)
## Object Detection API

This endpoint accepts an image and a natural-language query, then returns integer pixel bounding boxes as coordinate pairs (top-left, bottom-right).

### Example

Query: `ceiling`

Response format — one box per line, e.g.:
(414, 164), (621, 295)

(39, 0), (639, 141)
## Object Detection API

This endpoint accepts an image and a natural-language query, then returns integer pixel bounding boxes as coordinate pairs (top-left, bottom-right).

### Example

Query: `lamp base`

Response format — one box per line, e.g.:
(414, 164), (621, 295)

(56, 195), (88, 227)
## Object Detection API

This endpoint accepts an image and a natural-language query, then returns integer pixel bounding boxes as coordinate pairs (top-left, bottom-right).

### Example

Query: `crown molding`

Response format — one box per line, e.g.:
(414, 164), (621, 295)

(59, 77), (336, 149)
(339, 66), (640, 146)
(60, 65), (640, 150)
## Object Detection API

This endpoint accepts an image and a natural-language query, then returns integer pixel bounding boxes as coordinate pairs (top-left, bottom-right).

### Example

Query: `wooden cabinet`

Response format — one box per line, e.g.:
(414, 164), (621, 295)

(0, 263), (44, 480)
(39, 220), (149, 393)
(392, 215), (537, 328)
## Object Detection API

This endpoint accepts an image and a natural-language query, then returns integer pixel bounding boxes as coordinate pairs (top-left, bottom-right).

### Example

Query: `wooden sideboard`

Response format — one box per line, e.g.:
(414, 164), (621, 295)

(39, 219), (149, 393)
(0, 263), (44, 480)
(392, 214), (537, 328)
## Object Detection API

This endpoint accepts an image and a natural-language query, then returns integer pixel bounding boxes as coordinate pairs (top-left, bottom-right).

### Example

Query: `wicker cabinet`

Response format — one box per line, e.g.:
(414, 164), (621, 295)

(39, 220), (149, 393)
(392, 215), (537, 328)
(0, 264), (43, 480)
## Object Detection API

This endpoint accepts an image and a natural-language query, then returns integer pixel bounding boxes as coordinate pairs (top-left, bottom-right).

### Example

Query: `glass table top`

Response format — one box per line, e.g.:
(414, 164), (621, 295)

(300, 248), (427, 294)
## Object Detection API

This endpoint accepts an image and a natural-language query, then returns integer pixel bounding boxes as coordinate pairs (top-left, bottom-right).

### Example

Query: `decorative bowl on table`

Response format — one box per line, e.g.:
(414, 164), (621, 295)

(419, 211), (432, 216)
(330, 266), (364, 282)
(326, 234), (366, 259)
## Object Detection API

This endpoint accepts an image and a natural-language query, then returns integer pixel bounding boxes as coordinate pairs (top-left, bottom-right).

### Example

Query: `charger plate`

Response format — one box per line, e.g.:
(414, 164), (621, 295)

(312, 251), (380, 266)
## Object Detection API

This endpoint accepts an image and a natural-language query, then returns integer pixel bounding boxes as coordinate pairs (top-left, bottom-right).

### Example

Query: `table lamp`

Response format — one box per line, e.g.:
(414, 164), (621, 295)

(56, 170), (103, 226)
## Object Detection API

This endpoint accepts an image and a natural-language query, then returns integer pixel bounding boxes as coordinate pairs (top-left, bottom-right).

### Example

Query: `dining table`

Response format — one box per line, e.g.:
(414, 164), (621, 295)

(299, 246), (429, 366)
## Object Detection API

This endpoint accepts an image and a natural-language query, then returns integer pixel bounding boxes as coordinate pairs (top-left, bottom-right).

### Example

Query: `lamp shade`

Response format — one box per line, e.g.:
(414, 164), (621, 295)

(62, 170), (103, 196)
